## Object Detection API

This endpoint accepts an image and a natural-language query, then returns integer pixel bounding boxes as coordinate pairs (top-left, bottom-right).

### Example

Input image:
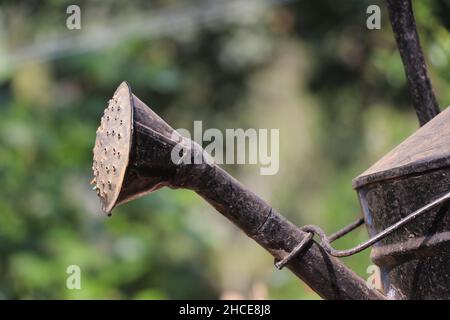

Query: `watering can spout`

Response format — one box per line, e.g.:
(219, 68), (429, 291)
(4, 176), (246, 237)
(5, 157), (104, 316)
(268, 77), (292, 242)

(92, 81), (212, 214)
(92, 82), (384, 300)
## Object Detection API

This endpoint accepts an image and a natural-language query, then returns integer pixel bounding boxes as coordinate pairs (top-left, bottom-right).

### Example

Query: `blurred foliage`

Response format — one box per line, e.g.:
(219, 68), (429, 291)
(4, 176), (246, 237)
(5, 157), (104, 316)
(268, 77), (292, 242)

(0, 0), (449, 299)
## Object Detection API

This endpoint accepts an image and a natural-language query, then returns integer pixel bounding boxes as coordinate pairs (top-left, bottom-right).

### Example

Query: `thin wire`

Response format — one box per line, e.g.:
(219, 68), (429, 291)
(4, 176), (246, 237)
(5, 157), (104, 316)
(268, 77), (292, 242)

(304, 191), (450, 258)
(275, 190), (450, 269)
(328, 217), (365, 243)
(275, 232), (313, 270)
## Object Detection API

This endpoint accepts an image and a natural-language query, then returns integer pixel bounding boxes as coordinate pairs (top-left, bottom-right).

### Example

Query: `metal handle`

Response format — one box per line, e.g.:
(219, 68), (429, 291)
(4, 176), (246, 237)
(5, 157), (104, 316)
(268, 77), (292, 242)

(276, 191), (450, 269)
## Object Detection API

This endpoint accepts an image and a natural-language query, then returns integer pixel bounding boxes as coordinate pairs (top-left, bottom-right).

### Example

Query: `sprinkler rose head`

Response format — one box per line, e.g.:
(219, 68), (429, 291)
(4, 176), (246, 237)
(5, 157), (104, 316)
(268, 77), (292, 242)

(91, 81), (203, 215)
(92, 82), (134, 214)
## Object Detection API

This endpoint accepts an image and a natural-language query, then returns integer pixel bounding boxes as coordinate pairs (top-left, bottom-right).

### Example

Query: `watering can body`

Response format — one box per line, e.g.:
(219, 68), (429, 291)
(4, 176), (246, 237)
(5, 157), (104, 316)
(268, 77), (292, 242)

(353, 106), (450, 299)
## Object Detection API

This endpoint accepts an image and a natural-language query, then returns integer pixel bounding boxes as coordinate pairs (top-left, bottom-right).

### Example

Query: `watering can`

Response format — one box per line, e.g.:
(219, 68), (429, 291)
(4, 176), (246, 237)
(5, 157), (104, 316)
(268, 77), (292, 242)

(91, 82), (450, 300)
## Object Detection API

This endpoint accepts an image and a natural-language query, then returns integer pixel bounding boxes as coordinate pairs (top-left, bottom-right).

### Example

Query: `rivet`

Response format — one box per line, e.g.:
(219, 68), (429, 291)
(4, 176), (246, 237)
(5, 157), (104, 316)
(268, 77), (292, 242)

(113, 166), (116, 173)
(120, 120), (123, 125)
(118, 133), (121, 139)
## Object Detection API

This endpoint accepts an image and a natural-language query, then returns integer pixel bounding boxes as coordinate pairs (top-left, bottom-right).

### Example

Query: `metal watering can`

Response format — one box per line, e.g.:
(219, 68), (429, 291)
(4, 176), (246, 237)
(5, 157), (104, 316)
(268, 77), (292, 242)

(91, 82), (450, 300)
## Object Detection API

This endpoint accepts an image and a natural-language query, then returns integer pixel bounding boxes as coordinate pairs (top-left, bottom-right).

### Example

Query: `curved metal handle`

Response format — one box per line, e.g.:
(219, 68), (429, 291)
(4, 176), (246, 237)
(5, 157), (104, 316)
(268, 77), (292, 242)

(276, 191), (450, 269)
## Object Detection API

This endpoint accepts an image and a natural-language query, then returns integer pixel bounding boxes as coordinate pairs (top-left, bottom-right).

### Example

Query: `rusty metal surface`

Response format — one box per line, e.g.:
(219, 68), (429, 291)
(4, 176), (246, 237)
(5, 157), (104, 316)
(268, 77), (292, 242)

(91, 82), (385, 300)
(357, 167), (450, 299)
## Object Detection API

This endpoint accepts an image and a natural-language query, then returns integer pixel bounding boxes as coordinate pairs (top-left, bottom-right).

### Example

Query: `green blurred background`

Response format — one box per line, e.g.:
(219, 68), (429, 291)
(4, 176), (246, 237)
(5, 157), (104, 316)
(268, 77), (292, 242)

(0, 0), (449, 299)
